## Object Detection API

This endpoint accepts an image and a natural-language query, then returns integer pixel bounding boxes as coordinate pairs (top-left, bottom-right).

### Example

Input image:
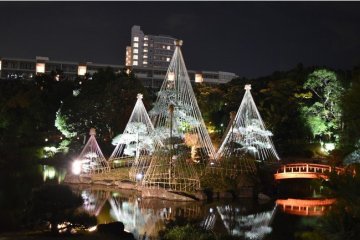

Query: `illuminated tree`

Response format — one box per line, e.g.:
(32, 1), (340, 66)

(55, 68), (149, 141)
(217, 84), (279, 165)
(143, 41), (203, 192)
(74, 128), (110, 174)
(300, 69), (344, 143)
(149, 40), (216, 163)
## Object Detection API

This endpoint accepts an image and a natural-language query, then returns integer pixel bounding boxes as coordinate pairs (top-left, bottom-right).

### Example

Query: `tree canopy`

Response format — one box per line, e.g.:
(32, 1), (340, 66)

(299, 69), (344, 142)
(55, 68), (151, 142)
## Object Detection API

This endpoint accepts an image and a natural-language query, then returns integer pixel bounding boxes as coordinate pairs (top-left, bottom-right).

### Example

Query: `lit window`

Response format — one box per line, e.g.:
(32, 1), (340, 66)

(133, 55), (138, 60)
(78, 65), (87, 76)
(133, 43), (138, 48)
(162, 45), (166, 49)
(195, 73), (203, 83)
(144, 43), (148, 47)
(133, 60), (138, 66)
(166, 57), (170, 62)
(167, 46), (171, 50)
(133, 36), (139, 42)
(143, 55), (148, 59)
(143, 61), (148, 65)
(133, 49), (138, 54)
(36, 63), (45, 74)
(144, 36), (148, 41)
(143, 48), (148, 53)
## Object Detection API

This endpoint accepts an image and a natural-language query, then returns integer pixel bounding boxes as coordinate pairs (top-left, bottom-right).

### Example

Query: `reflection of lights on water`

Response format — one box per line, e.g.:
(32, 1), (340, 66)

(87, 225), (97, 232)
(72, 160), (82, 175)
(75, 188), (276, 239)
(43, 165), (56, 181)
(216, 205), (275, 239)
(42, 165), (66, 183)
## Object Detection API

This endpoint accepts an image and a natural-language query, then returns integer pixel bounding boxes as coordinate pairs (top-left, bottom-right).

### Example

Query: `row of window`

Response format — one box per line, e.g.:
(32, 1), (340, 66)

(133, 42), (173, 50)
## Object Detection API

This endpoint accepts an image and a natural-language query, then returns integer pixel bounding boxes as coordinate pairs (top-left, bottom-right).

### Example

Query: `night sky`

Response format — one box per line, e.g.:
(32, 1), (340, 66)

(1, 2), (360, 78)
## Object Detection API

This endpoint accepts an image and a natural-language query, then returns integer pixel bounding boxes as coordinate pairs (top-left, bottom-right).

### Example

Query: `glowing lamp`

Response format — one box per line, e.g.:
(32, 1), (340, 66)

(244, 84), (251, 90)
(78, 65), (87, 76)
(167, 72), (175, 81)
(136, 173), (143, 181)
(324, 143), (335, 152)
(36, 63), (45, 74)
(72, 160), (82, 175)
(195, 73), (203, 83)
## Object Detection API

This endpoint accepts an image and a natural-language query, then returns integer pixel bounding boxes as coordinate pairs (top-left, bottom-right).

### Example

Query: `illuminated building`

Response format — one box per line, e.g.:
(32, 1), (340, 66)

(125, 25), (175, 69)
(0, 56), (238, 87)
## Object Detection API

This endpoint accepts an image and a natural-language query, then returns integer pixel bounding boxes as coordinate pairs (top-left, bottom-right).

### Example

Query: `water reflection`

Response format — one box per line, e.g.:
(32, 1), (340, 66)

(69, 186), (276, 240)
(276, 198), (335, 216)
(216, 205), (276, 239)
(81, 189), (110, 216)
(42, 165), (66, 183)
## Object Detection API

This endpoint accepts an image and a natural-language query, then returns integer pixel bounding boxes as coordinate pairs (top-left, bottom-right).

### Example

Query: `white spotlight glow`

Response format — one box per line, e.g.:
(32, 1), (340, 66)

(72, 160), (82, 175)
(167, 72), (175, 81)
(324, 143), (335, 152)
(136, 173), (143, 181)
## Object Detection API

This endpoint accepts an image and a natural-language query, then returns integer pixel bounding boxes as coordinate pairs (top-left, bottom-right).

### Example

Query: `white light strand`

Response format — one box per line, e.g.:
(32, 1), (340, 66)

(217, 86), (280, 162)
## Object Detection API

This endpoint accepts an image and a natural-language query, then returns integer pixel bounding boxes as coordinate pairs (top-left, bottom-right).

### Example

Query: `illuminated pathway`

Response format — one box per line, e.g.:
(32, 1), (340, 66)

(276, 198), (336, 216)
(274, 163), (344, 180)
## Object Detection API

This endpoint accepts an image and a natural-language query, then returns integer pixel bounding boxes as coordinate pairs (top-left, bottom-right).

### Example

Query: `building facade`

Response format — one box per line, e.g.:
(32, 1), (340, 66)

(125, 25), (175, 69)
(0, 56), (238, 88)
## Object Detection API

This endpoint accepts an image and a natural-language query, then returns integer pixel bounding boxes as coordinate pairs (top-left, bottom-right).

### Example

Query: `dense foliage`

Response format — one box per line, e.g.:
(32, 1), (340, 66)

(56, 68), (151, 142)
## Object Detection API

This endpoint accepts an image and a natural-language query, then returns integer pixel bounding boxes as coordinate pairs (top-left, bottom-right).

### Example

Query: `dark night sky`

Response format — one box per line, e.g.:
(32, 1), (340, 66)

(1, 2), (360, 78)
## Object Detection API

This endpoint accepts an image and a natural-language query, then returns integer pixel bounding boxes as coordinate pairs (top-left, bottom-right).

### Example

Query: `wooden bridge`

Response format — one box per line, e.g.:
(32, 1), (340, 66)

(276, 198), (336, 216)
(274, 163), (344, 180)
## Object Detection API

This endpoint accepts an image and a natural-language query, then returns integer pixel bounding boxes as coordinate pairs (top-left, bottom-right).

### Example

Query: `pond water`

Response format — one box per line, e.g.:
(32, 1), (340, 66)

(28, 166), (334, 239)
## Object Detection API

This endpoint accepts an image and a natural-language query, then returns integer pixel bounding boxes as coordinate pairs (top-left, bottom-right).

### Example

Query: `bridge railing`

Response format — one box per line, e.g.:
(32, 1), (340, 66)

(276, 163), (343, 175)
